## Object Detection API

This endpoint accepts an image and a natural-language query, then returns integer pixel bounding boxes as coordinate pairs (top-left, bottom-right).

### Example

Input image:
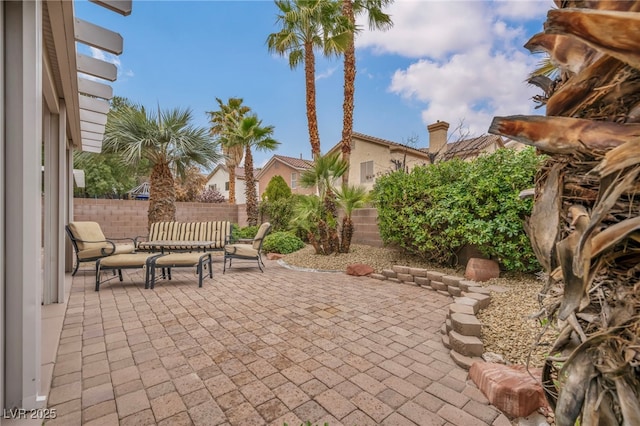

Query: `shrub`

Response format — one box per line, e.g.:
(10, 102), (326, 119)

(197, 187), (225, 203)
(372, 147), (544, 272)
(260, 195), (301, 232)
(262, 231), (305, 254)
(262, 175), (292, 201)
(234, 225), (259, 240)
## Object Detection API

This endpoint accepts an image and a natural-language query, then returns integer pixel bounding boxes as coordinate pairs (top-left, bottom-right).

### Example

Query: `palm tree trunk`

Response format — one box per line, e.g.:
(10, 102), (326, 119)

(341, 0), (356, 185)
(305, 41), (321, 161)
(228, 167), (237, 204)
(148, 161), (176, 224)
(244, 146), (259, 226)
(340, 216), (353, 253)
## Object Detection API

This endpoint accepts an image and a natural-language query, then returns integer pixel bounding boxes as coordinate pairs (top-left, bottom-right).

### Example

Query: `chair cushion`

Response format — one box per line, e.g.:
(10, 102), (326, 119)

(153, 252), (209, 267)
(99, 253), (157, 268)
(77, 243), (135, 260)
(225, 244), (258, 258)
(253, 223), (271, 250)
(68, 222), (107, 251)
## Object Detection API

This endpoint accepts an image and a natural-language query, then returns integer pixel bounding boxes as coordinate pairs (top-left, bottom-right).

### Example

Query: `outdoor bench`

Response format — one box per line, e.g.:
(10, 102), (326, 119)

(136, 220), (231, 252)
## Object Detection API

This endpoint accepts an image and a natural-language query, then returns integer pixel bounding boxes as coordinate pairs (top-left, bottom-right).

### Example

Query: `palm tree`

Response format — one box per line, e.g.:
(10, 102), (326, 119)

(229, 115), (280, 226)
(267, 0), (352, 161)
(340, 0), (392, 184)
(335, 183), (369, 252)
(299, 152), (349, 253)
(103, 105), (220, 224)
(207, 97), (250, 204)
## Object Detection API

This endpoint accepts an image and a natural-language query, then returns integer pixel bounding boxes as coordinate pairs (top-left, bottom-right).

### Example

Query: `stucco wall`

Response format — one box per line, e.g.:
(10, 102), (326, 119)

(205, 170), (248, 204)
(258, 162), (316, 199)
(349, 139), (390, 192)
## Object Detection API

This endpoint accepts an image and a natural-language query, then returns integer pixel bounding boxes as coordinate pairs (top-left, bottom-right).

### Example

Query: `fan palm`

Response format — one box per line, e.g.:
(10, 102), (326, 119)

(335, 184), (369, 252)
(340, 0), (392, 184)
(207, 97), (251, 204)
(103, 105), (220, 224)
(228, 115), (280, 226)
(267, 0), (352, 160)
(299, 152), (349, 253)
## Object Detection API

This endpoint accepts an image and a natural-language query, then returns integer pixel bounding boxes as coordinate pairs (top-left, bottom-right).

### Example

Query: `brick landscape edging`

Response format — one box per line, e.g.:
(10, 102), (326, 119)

(371, 266), (491, 369)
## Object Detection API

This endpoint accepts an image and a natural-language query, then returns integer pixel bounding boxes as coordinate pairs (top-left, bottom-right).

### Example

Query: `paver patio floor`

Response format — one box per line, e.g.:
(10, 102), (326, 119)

(45, 257), (509, 426)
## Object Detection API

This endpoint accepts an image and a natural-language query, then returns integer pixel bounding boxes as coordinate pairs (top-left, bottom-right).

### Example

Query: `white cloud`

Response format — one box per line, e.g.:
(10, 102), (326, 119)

(355, 0), (552, 138)
(89, 46), (135, 82)
(316, 66), (338, 81)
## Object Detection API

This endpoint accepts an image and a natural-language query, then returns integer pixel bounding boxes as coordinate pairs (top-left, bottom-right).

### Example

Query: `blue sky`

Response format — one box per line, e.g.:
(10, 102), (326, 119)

(75, 0), (553, 168)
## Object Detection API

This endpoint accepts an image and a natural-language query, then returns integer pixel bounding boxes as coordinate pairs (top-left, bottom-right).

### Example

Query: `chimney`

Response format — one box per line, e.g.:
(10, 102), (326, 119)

(427, 120), (449, 157)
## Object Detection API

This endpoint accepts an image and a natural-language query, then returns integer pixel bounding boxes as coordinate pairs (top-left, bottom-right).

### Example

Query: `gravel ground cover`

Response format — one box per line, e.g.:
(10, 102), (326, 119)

(282, 244), (557, 367)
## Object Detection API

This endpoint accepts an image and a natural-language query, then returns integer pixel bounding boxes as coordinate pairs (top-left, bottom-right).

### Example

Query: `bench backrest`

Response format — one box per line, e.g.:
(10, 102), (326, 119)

(148, 221), (231, 248)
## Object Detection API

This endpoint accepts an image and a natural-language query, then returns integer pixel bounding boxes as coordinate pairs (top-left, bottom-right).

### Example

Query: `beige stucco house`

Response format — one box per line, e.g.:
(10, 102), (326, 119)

(326, 121), (506, 191)
(205, 165), (258, 204)
(1, 0), (130, 411)
(257, 155), (316, 198)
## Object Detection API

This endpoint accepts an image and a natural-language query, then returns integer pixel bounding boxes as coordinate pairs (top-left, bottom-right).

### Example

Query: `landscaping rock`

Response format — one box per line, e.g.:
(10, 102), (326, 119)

(267, 253), (285, 260)
(468, 362), (547, 418)
(346, 264), (375, 276)
(465, 258), (500, 282)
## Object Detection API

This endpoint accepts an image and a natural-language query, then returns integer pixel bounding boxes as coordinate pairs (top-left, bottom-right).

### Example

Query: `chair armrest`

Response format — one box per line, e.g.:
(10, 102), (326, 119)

(133, 236), (148, 248)
(100, 240), (117, 256)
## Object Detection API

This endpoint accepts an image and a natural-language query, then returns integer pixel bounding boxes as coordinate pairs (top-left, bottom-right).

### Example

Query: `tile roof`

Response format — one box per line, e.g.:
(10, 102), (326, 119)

(272, 154), (314, 170)
(420, 134), (503, 161)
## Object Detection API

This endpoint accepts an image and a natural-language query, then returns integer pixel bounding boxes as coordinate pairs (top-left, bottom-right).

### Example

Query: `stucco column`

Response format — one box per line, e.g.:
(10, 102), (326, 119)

(4, 0), (45, 409)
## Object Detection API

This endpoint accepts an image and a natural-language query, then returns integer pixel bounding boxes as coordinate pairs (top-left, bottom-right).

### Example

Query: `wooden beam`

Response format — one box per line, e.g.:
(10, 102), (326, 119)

(79, 94), (109, 114)
(80, 108), (108, 125)
(74, 18), (123, 55)
(89, 0), (132, 16)
(80, 121), (105, 134)
(77, 53), (117, 81)
(78, 77), (113, 99)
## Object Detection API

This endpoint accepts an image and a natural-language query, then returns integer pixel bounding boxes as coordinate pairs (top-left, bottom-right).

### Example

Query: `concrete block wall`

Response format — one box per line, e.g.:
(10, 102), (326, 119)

(72, 199), (383, 245)
(350, 208), (383, 247)
(73, 198), (240, 238)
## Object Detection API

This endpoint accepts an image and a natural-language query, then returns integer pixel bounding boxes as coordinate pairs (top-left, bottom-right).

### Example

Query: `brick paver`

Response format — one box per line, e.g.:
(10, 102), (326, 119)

(45, 258), (504, 425)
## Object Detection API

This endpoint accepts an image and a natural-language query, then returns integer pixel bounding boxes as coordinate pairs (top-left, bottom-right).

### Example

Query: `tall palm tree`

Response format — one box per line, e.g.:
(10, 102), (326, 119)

(103, 105), (220, 224)
(267, 0), (352, 161)
(229, 115), (280, 226)
(207, 97), (250, 204)
(340, 0), (392, 184)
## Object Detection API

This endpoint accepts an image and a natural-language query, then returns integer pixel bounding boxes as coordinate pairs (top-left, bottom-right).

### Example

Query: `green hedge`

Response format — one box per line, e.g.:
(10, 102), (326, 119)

(372, 147), (543, 272)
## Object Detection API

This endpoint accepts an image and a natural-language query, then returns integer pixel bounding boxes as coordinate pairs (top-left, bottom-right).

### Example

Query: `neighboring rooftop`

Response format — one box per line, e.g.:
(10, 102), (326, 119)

(423, 134), (505, 161)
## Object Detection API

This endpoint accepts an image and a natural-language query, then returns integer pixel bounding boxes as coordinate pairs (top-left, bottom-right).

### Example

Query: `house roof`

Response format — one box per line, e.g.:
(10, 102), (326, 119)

(422, 134), (504, 161)
(327, 132), (432, 160)
(257, 154), (314, 179)
(206, 164), (262, 181)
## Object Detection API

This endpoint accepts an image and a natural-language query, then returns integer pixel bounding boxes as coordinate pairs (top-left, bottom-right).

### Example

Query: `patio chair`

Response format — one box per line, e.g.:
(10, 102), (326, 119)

(223, 222), (271, 273)
(65, 221), (136, 276)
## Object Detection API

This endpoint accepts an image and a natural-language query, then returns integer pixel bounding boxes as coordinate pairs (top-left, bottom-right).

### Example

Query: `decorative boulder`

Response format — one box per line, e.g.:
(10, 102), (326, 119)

(266, 253), (284, 260)
(465, 258), (500, 282)
(346, 264), (375, 276)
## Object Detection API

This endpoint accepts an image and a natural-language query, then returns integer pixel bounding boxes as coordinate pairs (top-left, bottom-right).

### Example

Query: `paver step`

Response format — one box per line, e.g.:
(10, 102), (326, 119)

(450, 313), (482, 337)
(449, 330), (483, 357)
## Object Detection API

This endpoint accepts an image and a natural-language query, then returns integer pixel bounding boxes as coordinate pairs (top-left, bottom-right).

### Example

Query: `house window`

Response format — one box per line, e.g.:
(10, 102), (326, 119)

(210, 184), (218, 191)
(225, 181), (229, 191)
(291, 172), (297, 189)
(360, 161), (374, 183)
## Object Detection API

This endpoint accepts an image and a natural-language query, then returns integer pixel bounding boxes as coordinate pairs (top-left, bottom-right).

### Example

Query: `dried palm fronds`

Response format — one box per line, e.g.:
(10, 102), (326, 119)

(492, 1), (640, 424)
